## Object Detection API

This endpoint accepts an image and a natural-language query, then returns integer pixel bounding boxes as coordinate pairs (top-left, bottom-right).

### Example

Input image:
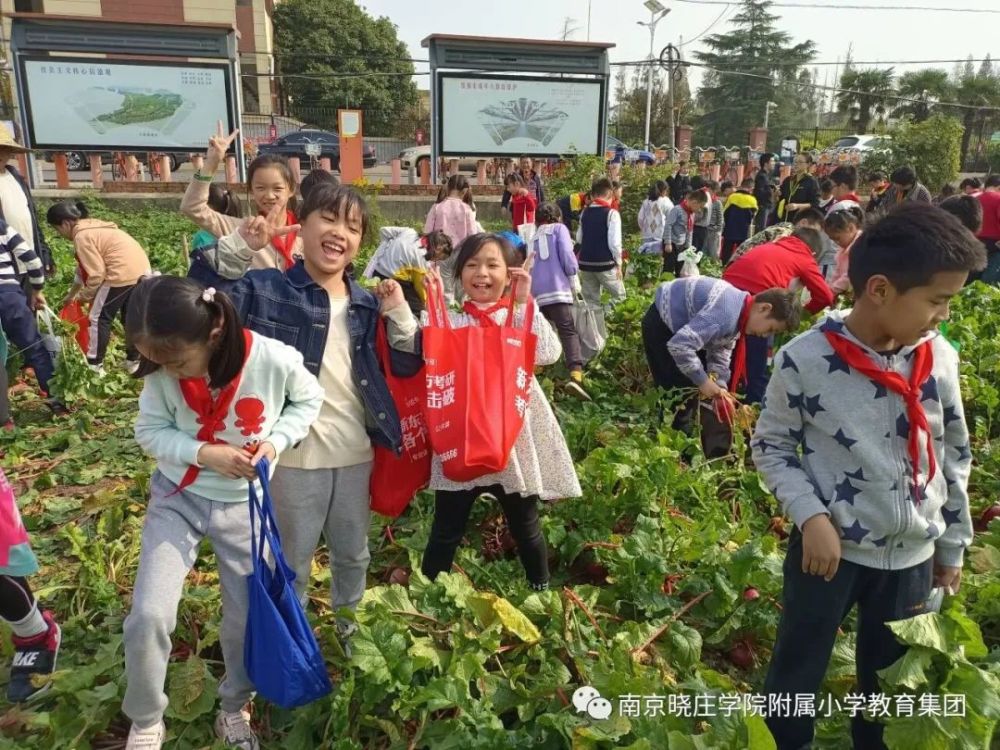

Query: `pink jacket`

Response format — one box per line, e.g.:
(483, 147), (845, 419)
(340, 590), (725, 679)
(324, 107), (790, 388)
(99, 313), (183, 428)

(424, 197), (479, 249)
(831, 231), (862, 294)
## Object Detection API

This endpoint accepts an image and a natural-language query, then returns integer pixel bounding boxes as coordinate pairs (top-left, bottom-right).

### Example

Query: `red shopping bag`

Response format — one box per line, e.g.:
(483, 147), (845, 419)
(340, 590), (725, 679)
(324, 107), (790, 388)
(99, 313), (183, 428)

(422, 275), (538, 482)
(369, 319), (431, 518)
(59, 300), (90, 353)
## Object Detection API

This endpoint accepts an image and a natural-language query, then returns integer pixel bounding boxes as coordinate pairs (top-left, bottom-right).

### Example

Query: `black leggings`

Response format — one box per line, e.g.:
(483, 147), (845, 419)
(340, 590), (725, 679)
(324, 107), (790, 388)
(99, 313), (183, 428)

(0, 576), (35, 622)
(421, 485), (549, 586)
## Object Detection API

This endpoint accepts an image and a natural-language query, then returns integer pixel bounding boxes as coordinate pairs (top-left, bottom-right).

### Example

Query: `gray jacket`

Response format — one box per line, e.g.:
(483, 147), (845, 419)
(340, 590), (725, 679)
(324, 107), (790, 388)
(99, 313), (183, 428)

(752, 310), (973, 571)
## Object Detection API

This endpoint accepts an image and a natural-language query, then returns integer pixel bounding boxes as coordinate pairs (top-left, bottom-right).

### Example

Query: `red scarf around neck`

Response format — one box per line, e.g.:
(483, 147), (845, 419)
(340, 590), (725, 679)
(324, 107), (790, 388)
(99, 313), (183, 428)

(173, 329), (254, 493)
(268, 209), (299, 269)
(824, 331), (936, 503)
(462, 299), (510, 325)
(680, 200), (697, 234)
(729, 295), (756, 391)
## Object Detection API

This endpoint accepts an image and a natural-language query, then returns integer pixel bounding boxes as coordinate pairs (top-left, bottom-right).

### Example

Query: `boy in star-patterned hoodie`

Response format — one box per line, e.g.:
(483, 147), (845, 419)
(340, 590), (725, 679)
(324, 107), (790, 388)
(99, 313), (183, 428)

(751, 204), (987, 750)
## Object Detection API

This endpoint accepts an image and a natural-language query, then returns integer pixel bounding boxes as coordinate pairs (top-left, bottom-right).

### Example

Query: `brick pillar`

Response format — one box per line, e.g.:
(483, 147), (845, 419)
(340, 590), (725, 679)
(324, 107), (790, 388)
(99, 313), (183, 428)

(225, 156), (238, 184)
(477, 160), (487, 185)
(676, 126), (693, 162)
(289, 157), (302, 187)
(53, 153), (70, 189)
(160, 155), (172, 182)
(748, 128), (768, 152)
(390, 159), (401, 186)
(89, 155), (104, 189)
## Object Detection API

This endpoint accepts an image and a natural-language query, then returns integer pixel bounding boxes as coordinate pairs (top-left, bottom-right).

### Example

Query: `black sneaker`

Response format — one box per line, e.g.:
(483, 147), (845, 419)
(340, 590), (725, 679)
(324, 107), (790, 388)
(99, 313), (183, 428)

(8, 610), (60, 702)
(44, 399), (70, 417)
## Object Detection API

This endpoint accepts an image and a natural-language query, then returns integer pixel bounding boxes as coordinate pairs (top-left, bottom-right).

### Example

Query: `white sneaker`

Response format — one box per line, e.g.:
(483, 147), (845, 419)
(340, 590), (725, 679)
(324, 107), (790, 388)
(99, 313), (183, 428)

(125, 720), (165, 749)
(124, 359), (140, 374)
(214, 709), (259, 750)
(87, 363), (105, 375)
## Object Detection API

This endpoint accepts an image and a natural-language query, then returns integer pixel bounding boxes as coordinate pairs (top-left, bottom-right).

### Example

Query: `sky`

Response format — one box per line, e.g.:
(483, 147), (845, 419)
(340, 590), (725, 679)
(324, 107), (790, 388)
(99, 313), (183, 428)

(357, 0), (999, 108)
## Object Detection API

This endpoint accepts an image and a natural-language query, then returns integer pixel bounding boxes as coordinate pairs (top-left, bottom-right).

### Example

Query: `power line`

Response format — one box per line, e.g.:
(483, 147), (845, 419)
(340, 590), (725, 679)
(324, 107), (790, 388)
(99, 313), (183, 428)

(678, 4), (732, 47)
(612, 57), (998, 67)
(689, 61), (1000, 110)
(670, 0), (1000, 12)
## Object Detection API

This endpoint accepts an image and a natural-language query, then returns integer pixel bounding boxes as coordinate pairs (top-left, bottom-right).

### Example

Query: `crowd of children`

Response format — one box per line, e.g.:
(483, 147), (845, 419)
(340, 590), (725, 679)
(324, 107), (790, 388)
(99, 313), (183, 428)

(1, 127), (997, 750)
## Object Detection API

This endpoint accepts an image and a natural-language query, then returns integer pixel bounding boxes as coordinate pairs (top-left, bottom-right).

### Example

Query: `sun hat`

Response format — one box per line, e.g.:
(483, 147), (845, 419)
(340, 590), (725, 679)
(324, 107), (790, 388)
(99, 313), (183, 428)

(0, 127), (31, 154)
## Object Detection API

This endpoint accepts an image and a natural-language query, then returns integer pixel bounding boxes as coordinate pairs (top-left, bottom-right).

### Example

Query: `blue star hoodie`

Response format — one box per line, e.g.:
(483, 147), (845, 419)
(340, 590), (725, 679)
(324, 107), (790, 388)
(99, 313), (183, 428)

(751, 309), (974, 571)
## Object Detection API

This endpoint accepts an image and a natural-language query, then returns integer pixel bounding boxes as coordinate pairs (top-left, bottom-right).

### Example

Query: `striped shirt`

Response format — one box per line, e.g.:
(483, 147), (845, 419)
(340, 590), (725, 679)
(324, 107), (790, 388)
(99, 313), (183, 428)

(653, 276), (749, 387)
(0, 221), (43, 290)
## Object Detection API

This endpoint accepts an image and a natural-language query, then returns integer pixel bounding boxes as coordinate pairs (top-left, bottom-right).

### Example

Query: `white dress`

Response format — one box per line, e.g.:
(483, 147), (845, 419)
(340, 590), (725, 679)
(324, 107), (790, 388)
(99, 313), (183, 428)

(424, 302), (582, 501)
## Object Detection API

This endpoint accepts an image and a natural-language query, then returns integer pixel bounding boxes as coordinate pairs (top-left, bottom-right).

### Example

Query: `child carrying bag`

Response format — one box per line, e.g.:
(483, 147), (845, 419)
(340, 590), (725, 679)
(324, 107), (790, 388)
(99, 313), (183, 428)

(422, 273), (538, 482)
(369, 320), (431, 518)
(244, 459), (333, 709)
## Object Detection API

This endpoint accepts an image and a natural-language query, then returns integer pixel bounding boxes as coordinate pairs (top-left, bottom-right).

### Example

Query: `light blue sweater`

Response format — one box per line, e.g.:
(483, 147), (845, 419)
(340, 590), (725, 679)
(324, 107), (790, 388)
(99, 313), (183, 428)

(135, 331), (324, 503)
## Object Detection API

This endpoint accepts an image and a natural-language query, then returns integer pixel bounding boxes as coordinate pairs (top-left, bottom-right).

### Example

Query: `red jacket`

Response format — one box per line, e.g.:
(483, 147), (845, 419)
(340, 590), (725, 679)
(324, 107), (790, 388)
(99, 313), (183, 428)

(977, 190), (1000, 241)
(511, 193), (538, 230)
(722, 235), (835, 314)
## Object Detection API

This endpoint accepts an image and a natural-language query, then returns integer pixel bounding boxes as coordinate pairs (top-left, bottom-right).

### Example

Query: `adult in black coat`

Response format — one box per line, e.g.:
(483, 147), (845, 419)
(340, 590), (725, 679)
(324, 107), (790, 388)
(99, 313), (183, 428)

(776, 152), (820, 224)
(753, 152), (775, 233)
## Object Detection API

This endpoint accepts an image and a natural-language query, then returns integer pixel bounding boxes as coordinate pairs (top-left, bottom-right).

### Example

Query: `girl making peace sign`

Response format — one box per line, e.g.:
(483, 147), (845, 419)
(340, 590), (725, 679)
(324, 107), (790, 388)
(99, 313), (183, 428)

(182, 123), (301, 271)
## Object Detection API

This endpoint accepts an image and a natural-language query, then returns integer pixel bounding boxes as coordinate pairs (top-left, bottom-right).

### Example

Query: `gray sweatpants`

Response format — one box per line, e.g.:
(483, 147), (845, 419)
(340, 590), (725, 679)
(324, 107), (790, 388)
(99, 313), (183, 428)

(269, 462), (373, 615)
(580, 269), (626, 310)
(123, 471), (254, 728)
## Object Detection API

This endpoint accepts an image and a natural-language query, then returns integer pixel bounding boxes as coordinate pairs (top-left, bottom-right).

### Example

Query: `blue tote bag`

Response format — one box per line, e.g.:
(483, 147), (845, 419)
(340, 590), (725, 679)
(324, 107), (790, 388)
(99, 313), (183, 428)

(244, 459), (333, 708)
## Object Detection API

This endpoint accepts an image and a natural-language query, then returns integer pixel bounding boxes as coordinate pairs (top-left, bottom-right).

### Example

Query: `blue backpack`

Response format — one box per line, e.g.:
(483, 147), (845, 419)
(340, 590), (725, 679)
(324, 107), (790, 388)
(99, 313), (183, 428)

(244, 459), (333, 708)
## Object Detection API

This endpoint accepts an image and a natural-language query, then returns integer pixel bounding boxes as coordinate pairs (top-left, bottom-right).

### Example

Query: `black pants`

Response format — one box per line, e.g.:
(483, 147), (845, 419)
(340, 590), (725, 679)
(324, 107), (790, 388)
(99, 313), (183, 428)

(754, 206), (771, 234)
(541, 303), (583, 372)
(720, 238), (742, 266)
(691, 225), (707, 252)
(0, 286), (53, 395)
(0, 576), (35, 623)
(744, 333), (772, 405)
(663, 244), (685, 277)
(642, 305), (732, 457)
(88, 284), (138, 365)
(764, 530), (933, 750)
(422, 484), (549, 587)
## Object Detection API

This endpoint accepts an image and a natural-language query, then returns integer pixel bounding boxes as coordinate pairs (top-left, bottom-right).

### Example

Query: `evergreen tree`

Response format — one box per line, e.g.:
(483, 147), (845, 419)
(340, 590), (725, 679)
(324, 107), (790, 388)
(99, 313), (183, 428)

(693, 0), (816, 148)
(273, 0), (417, 136)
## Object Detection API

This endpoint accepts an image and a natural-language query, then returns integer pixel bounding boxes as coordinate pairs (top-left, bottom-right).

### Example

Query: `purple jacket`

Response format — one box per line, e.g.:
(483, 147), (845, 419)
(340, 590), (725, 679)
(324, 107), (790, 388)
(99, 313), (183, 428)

(528, 223), (578, 307)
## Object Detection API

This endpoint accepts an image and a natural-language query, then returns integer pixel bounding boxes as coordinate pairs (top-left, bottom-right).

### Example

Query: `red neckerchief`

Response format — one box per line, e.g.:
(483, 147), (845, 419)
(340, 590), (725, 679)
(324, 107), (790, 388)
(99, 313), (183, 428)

(269, 209), (299, 269)
(173, 329), (254, 493)
(462, 299), (509, 326)
(680, 200), (696, 234)
(729, 295), (755, 391)
(841, 192), (862, 203)
(590, 198), (614, 209)
(824, 331), (936, 503)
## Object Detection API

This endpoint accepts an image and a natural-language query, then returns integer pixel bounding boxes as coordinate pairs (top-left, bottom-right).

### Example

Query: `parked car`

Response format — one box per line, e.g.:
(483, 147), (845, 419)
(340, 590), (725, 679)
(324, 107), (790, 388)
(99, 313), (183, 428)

(398, 135), (658, 173)
(256, 129), (377, 170)
(604, 135), (657, 165)
(821, 134), (892, 164)
(43, 151), (187, 172)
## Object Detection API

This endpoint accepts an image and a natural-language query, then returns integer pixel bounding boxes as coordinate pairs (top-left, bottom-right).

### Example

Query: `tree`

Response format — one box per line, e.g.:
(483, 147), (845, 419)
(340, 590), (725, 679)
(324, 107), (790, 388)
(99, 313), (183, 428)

(559, 17), (580, 41)
(950, 72), (1000, 168)
(894, 69), (953, 122)
(837, 68), (894, 133)
(693, 0), (816, 148)
(610, 63), (693, 147)
(272, 0), (418, 137)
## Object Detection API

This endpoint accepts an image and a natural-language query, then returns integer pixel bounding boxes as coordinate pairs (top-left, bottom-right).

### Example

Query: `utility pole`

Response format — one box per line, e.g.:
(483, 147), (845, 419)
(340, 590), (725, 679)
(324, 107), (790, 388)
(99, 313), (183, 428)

(587, 0), (592, 40)
(764, 100), (777, 129)
(638, 0), (670, 151)
(662, 43), (680, 156)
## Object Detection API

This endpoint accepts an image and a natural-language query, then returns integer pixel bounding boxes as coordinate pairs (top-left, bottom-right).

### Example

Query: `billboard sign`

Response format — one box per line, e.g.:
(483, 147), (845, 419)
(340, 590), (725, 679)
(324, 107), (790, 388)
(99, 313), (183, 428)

(438, 73), (605, 157)
(18, 57), (235, 152)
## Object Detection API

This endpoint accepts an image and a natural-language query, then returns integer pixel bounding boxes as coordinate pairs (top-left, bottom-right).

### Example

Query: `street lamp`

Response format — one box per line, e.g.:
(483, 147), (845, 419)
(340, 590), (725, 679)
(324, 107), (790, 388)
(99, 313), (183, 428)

(764, 101), (777, 129)
(638, 0), (671, 151)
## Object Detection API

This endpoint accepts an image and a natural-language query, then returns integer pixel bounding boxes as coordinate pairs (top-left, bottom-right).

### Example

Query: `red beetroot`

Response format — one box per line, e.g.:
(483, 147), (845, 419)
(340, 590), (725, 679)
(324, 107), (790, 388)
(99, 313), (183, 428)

(726, 640), (755, 670)
(976, 504), (1000, 533)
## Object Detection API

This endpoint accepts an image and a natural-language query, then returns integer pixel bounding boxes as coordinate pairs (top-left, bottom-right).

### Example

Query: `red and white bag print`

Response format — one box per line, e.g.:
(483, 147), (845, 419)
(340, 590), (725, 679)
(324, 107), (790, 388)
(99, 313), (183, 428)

(369, 320), (431, 517)
(421, 274), (538, 482)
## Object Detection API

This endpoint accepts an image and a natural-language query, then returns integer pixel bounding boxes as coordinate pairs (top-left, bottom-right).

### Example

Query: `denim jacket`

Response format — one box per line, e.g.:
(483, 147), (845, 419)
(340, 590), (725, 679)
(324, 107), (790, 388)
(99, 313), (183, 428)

(189, 246), (419, 452)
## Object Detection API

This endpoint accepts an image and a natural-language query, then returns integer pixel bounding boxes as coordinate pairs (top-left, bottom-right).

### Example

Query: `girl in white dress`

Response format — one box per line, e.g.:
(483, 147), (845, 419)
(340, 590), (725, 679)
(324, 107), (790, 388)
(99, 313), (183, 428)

(376, 233), (581, 590)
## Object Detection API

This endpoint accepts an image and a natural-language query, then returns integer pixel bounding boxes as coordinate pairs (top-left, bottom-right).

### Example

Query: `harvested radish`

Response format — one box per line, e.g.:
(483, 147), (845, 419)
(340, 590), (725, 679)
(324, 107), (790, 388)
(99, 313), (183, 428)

(976, 504), (1000, 532)
(743, 586), (760, 602)
(388, 568), (410, 586)
(727, 640), (755, 670)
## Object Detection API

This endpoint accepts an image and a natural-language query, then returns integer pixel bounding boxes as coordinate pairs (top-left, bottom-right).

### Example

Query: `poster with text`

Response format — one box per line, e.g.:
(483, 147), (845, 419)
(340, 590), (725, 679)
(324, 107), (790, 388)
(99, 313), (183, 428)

(20, 58), (233, 151)
(439, 75), (604, 157)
